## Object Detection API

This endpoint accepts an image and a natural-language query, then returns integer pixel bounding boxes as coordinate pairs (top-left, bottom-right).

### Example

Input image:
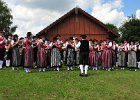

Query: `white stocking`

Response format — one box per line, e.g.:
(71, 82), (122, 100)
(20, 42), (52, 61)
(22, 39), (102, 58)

(138, 62), (140, 68)
(0, 60), (3, 69)
(79, 65), (84, 74)
(6, 60), (10, 67)
(85, 65), (89, 74)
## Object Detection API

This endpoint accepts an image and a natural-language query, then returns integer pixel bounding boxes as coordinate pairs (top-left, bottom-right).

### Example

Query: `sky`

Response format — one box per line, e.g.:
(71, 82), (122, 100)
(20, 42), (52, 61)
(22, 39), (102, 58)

(3, 0), (140, 37)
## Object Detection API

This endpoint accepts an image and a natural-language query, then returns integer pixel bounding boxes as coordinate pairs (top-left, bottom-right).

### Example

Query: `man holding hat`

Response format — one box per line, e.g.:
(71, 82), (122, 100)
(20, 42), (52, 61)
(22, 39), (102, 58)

(75, 34), (89, 76)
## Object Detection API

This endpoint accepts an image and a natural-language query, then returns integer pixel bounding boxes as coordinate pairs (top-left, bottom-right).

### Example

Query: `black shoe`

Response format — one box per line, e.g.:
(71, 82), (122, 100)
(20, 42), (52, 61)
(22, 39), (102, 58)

(79, 73), (84, 77)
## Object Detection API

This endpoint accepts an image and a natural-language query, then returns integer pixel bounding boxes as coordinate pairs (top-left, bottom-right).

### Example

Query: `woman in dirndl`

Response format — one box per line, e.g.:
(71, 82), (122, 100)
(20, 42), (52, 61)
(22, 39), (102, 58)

(97, 41), (104, 69)
(65, 37), (75, 71)
(5, 34), (12, 67)
(103, 40), (114, 71)
(51, 37), (62, 71)
(11, 34), (20, 70)
(32, 36), (38, 68)
(117, 43), (126, 70)
(89, 40), (98, 70)
(124, 40), (129, 67)
(37, 38), (47, 72)
(0, 31), (5, 69)
(102, 40), (107, 70)
(18, 37), (25, 67)
(127, 41), (137, 71)
(45, 39), (51, 68)
(24, 32), (33, 73)
(62, 39), (68, 66)
(74, 38), (80, 66)
(112, 40), (118, 69)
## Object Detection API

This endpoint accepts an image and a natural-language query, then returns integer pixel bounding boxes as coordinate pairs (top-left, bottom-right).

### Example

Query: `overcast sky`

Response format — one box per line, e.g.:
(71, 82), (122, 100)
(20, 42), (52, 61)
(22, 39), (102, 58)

(3, 0), (140, 37)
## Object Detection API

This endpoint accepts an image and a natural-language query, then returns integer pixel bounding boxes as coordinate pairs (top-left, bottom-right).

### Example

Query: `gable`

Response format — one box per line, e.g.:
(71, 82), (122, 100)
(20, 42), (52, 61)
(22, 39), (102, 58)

(37, 7), (119, 38)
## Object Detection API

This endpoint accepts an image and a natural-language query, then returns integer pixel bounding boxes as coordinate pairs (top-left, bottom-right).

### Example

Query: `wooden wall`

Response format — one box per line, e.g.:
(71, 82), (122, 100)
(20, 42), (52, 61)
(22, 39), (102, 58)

(44, 12), (108, 41)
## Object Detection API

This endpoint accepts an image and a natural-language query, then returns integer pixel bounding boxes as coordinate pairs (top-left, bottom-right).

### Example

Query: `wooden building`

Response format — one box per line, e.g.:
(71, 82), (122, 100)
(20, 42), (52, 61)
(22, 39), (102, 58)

(37, 7), (119, 41)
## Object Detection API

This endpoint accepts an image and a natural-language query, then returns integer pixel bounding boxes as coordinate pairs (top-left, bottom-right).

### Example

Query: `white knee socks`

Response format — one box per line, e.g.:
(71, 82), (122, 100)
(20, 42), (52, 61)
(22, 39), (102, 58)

(80, 65), (89, 74)
(6, 60), (10, 67)
(0, 60), (3, 69)
(138, 62), (140, 68)
(57, 67), (60, 71)
(85, 65), (88, 74)
(79, 65), (83, 74)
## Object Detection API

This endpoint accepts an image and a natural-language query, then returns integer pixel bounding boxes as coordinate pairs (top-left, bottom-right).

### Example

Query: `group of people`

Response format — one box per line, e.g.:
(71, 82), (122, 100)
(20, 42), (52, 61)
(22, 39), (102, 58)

(0, 31), (140, 76)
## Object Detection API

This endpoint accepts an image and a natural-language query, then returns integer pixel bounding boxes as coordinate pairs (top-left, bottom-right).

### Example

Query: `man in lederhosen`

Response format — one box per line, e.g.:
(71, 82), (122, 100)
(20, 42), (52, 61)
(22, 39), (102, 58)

(75, 35), (89, 76)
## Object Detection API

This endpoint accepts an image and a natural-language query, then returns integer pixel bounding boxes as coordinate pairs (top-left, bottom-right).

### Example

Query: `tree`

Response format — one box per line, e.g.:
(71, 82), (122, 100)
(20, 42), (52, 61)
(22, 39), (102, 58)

(119, 16), (140, 42)
(106, 23), (119, 33)
(0, 0), (17, 36)
(105, 23), (120, 42)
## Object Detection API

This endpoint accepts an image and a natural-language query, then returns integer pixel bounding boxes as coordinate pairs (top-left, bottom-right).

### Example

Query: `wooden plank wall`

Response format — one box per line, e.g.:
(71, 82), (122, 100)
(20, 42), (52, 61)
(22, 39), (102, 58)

(44, 13), (108, 42)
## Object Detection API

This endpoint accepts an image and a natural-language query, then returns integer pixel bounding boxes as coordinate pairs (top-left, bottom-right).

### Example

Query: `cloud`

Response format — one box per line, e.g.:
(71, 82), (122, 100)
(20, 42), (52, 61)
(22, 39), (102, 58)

(13, 6), (63, 37)
(19, 0), (75, 13)
(91, 0), (126, 27)
(136, 9), (140, 19)
(4, 0), (129, 37)
(5, 0), (97, 37)
(4, 0), (69, 37)
(20, 0), (99, 12)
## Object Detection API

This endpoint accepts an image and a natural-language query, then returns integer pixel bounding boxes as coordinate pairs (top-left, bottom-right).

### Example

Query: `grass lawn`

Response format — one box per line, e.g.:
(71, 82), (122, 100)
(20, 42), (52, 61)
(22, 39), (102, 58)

(0, 67), (140, 100)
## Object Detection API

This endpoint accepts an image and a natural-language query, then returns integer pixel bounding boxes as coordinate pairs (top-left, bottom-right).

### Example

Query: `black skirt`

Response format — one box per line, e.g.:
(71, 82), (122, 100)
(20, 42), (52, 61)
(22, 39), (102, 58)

(0, 48), (5, 60)
(137, 50), (140, 62)
(12, 47), (20, 67)
(33, 47), (38, 63)
(6, 48), (12, 60)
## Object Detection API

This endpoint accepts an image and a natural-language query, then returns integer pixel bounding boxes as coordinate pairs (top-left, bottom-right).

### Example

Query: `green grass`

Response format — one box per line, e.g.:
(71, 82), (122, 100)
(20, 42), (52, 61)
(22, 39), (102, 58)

(0, 67), (140, 100)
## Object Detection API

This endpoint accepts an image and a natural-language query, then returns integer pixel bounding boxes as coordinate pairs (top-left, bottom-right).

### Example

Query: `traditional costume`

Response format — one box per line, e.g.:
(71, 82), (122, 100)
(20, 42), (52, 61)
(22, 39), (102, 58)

(51, 38), (62, 71)
(62, 40), (68, 66)
(37, 39), (47, 72)
(89, 41), (98, 70)
(74, 38), (80, 66)
(103, 41), (114, 71)
(5, 38), (12, 67)
(46, 42), (51, 68)
(137, 45), (140, 68)
(33, 38), (38, 68)
(18, 38), (25, 67)
(124, 41), (129, 66)
(76, 35), (89, 76)
(24, 34), (34, 73)
(102, 42), (107, 69)
(127, 43), (137, 71)
(112, 42), (118, 69)
(97, 43), (103, 68)
(11, 37), (20, 70)
(0, 33), (5, 69)
(65, 38), (75, 71)
(117, 44), (126, 70)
